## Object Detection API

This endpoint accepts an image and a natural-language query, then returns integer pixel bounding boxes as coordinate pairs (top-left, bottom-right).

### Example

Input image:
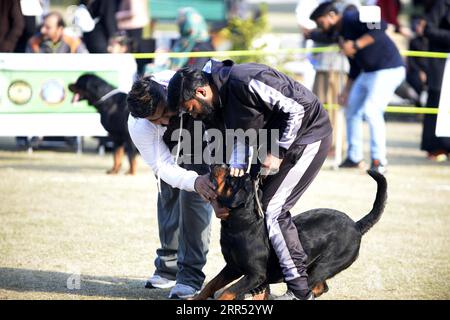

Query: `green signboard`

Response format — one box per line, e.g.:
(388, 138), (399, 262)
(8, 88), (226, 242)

(149, 0), (226, 21)
(0, 54), (136, 114)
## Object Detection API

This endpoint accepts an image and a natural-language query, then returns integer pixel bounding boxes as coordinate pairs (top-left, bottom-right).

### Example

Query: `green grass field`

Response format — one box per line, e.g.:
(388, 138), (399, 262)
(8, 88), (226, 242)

(1, 121), (449, 300)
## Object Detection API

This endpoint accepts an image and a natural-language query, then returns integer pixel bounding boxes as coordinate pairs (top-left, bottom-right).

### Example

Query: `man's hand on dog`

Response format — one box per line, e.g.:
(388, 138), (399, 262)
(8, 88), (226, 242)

(211, 200), (230, 220)
(260, 153), (283, 177)
(195, 174), (217, 202)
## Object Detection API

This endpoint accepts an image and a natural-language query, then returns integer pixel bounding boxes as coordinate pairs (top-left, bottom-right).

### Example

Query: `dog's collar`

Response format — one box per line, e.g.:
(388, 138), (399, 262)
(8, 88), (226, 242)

(95, 89), (122, 105)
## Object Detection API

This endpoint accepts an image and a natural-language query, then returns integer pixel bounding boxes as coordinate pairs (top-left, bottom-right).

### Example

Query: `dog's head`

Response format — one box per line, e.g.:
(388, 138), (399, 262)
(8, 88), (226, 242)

(210, 165), (255, 210)
(69, 74), (111, 106)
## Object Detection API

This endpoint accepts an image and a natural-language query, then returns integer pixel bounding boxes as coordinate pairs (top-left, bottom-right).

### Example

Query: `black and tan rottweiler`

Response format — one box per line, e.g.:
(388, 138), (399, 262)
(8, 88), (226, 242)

(69, 74), (138, 175)
(194, 166), (387, 300)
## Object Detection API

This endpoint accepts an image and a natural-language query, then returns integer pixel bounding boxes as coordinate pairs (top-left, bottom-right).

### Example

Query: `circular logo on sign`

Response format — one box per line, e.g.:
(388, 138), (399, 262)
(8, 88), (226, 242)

(8, 80), (33, 105)
(40, 79), (66, 105)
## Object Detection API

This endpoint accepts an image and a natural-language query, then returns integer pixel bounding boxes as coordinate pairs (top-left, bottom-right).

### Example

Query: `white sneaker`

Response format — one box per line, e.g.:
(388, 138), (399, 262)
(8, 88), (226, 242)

(145, 274), (176, 289)
(168, 283), (199, 300)
(273, 290), (314, 300)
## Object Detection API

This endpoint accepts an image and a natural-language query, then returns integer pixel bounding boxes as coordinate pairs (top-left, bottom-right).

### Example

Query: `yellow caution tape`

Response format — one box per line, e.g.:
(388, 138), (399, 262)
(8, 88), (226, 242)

(133, 47), (448, 116)
(133, 47), (449, 59)
(324, 104), (441, 115)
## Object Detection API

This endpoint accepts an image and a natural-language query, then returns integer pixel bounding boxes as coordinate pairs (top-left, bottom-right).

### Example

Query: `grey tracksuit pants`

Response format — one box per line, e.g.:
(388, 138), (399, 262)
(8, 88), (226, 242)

(154, 178), (212, 291)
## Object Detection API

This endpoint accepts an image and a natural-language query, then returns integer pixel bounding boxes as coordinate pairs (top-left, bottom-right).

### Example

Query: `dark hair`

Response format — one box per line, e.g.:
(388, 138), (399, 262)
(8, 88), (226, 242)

(167, 67), (209, 112)
(127, 77), (167, 118)
(44, 12), (66, 28)
(109, 31), (137, 53)
(309, 1), (338, 21)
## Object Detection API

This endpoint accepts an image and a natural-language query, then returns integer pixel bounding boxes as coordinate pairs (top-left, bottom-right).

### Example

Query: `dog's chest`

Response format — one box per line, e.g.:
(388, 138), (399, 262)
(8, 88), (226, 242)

(220, 218), (270, 271)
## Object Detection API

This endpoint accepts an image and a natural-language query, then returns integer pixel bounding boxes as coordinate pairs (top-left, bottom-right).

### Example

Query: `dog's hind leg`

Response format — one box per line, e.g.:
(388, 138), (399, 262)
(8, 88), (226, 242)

(125, 142), (138, 175)
(312, 281), (329, 298)
(217, 275), (264, 300)
(193, 266), (241, 300)
(108, 145), (125, 174)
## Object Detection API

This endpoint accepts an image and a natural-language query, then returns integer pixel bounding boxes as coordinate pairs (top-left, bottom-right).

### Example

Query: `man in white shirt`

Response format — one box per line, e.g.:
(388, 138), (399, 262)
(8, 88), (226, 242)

(127, 70), (218, 299)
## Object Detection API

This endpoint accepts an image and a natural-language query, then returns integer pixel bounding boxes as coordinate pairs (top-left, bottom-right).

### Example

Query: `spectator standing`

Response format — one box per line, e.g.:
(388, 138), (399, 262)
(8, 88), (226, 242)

(26, 11), (88, 149)
(297, 0), (360, 156)
(170, 7), (214, 70)
(417, 0), (450, 161)
(310, 2), (405, 174)
(0, 0), (25, 52)
(15, 0), (44, 53)
(27, 11), (88, 53)
(144, 7), (214, 74)
(80, 0), (120, 53)
(116, 0), (149, 52)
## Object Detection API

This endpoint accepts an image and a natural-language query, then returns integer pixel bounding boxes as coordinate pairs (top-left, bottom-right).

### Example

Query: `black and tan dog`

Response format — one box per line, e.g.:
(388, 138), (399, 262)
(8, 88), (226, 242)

(194, 166), (387, 300)
(69, 74), (138, 175)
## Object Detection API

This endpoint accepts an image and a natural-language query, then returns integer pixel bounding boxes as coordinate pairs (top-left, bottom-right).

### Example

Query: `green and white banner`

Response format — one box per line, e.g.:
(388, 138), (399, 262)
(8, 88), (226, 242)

(0, 53), (136, 136)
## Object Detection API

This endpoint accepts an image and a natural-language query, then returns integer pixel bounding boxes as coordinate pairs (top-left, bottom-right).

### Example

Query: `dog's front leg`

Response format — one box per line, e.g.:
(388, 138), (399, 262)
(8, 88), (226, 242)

(193, 266), (241, 300)
(107, 145), (125, 174)
(217, 275), (263, 300)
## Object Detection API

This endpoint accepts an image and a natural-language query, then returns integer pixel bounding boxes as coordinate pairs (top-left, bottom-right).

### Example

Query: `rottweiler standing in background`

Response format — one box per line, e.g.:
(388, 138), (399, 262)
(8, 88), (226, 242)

(69, 74), (138, 175)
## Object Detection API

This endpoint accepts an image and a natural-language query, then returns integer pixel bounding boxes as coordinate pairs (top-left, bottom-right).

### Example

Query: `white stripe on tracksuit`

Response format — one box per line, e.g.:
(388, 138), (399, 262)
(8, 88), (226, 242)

(248, 79), (305, 151)
(265, 140), (322, 281)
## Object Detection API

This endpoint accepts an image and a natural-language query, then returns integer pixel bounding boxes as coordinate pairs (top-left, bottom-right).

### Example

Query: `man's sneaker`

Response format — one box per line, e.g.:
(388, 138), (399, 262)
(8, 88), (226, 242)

(370, 159), (387, 175)
(273, 290), (314, 300)
(168, 283), (199, 300)
(338, 158), (365, 169)
(145, 274), (176, 289)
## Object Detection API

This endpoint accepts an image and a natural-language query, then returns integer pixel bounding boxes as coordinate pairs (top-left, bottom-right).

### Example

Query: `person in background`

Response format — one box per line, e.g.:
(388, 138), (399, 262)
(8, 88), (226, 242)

(0, 0), (25, 52)
(80, 0), (120, 53)
(416, 0), (450, 161)
(145, 7), (214, 74)
(26, 11), (88, 149)
(310, 1), (405, 174)
(378, 0), (400, 31)
(297, 0), (360, 156)
(116, 0), (149, 53)
(107, 31), (135, 54)
(170, 7), (214, 70)
(27, 11), (88, 53)
(15, 0), (44, 53)
(405, 15), (429, 102)
(14, 0), (44, 150)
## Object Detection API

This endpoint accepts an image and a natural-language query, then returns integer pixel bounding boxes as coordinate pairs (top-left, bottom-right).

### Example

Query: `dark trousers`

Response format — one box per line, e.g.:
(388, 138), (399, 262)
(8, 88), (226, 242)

(421, 90), (450, 153)
(261, 134), (332, 296)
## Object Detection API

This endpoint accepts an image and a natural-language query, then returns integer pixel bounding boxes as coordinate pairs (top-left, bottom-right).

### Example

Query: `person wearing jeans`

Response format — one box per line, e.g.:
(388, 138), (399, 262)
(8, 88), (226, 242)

(346, 66), (405, 168)
(311, 2), (405, 174)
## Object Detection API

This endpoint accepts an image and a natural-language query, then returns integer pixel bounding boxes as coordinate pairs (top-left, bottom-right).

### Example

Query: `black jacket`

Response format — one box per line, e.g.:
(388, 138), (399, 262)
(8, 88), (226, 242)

(424, 0), (450, 90)
(0, 0), (24, 52)
(205, 60), (332, 159)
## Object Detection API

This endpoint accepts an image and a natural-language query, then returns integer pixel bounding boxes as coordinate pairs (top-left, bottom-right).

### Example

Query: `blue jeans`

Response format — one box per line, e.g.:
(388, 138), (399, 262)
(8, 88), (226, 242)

(346, 66), (405, 164)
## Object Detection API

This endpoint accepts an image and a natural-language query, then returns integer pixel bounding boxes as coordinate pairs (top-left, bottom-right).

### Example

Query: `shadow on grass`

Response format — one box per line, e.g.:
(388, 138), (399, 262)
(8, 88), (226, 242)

(0, 268), (170, 300)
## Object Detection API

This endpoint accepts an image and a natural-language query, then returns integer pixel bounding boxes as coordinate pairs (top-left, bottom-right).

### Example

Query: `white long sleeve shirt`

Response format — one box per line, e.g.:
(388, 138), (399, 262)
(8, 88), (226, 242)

(127, 70), (198, 192)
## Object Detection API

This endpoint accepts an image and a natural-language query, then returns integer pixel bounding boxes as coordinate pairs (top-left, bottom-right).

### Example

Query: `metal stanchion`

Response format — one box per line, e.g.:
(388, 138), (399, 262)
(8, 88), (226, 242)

(76, 136), (83, 155)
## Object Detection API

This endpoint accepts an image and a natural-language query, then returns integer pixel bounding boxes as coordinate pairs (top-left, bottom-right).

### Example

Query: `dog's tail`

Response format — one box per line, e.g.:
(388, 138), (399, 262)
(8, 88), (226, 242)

(355, 170), (387, 235)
